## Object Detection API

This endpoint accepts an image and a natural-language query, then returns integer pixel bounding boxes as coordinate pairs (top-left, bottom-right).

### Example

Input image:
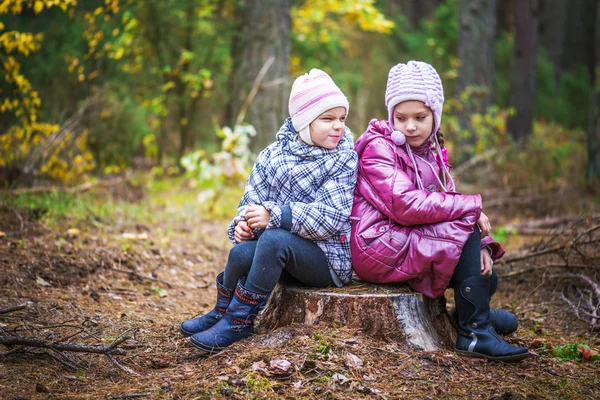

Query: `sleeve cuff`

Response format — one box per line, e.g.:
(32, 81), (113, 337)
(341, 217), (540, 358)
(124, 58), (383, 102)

(280, 205), (292, 231)
(262, 201), (282, 229)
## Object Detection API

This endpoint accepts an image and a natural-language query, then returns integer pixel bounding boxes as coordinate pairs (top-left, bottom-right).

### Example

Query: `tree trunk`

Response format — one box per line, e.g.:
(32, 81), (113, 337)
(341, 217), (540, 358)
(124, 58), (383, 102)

(538, 0), (567, 83)
(455, 0), (497, 161)
(561, 0), (597, 81)
(256, 280), (456, 351)
(588, 89), (600, 182)
(388, 0), (440, 26)
(457, 0), (497, 106)
(226, 0), (291, 152)
(507, 0), (538, 143)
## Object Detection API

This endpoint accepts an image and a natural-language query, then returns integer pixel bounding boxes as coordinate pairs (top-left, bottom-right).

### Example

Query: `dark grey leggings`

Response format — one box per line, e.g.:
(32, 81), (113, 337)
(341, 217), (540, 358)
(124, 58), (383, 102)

(222, 228), (334, 293)
(450, 225), (499, 295)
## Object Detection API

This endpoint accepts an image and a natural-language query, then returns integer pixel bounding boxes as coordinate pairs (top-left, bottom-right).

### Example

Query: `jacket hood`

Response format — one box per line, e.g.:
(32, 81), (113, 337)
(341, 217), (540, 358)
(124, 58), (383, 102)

(276, 117), (354, 158)
(354, 119), (394, 160)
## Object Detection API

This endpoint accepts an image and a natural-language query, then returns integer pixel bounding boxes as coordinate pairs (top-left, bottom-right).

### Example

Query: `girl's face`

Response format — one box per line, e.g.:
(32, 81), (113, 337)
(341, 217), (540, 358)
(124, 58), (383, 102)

(393, 100), (434, 147)
(309, 107), (347, 149)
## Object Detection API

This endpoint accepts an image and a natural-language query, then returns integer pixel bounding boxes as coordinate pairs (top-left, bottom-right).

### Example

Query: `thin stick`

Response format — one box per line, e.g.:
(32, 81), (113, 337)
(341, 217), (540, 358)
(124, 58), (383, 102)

(0, 302), (32, 315)
(0, 336), (127, 355)
(234, 55), (275, 127)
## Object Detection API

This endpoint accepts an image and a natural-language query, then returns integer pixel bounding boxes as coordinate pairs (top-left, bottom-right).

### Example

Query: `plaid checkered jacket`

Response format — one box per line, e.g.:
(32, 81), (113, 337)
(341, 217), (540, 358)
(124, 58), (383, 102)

(227, 118), (358, 285)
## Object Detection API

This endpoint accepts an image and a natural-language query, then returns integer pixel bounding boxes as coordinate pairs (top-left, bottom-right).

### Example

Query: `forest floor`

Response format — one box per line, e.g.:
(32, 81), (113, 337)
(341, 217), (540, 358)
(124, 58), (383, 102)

(0, 176), (599, 400)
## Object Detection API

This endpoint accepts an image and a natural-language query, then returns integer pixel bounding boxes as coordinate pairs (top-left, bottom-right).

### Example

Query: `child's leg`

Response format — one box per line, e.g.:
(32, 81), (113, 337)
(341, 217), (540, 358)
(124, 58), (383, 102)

(222, 240), (257, 289)
(180, 241), (256, 337)
(451, 226), (528, 361)
(189, 229), (333, 354)
(244, 228), (333, 293)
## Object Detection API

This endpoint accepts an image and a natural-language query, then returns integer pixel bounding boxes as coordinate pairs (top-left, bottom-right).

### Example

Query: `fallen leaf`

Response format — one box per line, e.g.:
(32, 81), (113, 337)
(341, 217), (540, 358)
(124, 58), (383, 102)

(0, 231), (6, 239)
(344, 352), (363, 369)
(36, 276), (51, 287)
(332, 373), (348, 383)
(269, 359), (292, 374)
(67, 228), (80, 237)
(251, 361), (267, 373)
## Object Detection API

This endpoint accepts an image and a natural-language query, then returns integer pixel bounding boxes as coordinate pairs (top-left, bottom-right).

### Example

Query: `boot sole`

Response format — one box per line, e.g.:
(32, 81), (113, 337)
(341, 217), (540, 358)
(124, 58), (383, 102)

(179, 324), (194, 338)
(455, 348), (530, 362)
(189, 336), (226, 354)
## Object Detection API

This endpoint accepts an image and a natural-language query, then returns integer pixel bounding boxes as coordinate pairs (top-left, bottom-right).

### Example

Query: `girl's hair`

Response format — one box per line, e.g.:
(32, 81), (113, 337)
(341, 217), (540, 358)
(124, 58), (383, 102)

(436, 130), (445, 148)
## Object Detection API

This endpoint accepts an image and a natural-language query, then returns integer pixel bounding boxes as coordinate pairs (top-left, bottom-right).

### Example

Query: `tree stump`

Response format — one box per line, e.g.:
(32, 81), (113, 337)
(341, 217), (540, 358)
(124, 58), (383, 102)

(256, 278), (456, 351)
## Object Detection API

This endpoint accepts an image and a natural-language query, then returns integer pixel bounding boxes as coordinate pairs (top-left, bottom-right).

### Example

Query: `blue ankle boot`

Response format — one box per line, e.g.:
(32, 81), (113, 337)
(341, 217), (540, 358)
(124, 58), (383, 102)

(450, 306), (518, 335)
(179, 272), (233, 337)
(189, 280), (269, 354)
(455, 276), (529, 362)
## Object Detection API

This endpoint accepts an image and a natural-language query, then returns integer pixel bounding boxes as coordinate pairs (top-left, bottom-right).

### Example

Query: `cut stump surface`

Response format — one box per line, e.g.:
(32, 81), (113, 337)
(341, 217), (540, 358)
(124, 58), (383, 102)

(256, 279), (456, 351)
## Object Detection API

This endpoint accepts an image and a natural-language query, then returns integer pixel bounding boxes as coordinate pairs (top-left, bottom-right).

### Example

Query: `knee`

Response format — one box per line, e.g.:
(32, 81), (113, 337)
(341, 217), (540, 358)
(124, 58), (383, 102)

(227, 242), (254, 267)
(257, 228), (291, 249)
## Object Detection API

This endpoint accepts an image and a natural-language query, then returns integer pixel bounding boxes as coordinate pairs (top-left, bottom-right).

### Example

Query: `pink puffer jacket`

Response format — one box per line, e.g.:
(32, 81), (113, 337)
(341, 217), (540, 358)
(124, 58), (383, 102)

(350, 119), (504, 298)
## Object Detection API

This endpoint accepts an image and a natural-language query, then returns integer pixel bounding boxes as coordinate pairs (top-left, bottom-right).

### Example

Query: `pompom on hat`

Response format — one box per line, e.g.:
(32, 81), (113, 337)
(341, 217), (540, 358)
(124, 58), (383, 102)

(385, 60), (444, 136)
(289, 69), (349, 145)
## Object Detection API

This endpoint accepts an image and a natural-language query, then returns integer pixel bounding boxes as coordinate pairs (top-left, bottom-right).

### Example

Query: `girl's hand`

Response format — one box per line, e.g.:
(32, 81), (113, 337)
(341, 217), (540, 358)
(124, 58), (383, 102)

(234, 220), (255, 243)
(477, 212), (491, 238)
(245, 204), (270, 230)
(480, 248), (493, 276)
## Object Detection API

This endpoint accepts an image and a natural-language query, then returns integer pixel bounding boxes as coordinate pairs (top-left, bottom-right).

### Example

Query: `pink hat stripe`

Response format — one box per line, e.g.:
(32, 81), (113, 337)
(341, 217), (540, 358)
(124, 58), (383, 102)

(288, 69), (349, 132)
(291, 92), (345, 116)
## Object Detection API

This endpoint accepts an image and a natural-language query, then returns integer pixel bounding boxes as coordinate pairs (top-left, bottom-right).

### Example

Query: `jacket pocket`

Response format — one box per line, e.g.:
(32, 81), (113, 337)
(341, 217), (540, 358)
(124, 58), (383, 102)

(358, 223), (408, 266)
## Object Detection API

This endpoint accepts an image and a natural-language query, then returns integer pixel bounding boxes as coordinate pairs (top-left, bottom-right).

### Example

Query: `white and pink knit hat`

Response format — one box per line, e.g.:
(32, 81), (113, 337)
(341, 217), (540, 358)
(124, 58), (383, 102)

(385, 60), (444, 135)
(289, 69), (349, 144)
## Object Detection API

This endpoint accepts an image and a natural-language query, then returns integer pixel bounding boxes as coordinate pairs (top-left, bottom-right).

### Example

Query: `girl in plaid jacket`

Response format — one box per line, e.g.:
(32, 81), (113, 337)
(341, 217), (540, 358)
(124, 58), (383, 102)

(180, 69), (358, 354)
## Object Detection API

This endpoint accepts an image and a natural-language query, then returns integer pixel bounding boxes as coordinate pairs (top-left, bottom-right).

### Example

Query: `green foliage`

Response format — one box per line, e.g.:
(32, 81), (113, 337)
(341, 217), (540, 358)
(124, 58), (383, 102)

(493, 121), (588, 190)
(181, 124), (255, 217)
(541, 343), (600, 362)
(535, 52), (592, 130)
(444, 87), (512, 164)
(393, 0), (459, 89)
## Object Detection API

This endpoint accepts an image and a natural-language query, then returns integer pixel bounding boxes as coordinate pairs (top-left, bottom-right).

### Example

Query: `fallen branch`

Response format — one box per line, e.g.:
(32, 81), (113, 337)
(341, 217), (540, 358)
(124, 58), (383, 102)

(557, 273), (600, 330)
(0, 336), (127, 355)
(497, 239), (600, 265)
(106, 393), (151, 400)
(452, 149), (498, 177)
(499, 263), (591, 278)
(0, 302), (32, 315)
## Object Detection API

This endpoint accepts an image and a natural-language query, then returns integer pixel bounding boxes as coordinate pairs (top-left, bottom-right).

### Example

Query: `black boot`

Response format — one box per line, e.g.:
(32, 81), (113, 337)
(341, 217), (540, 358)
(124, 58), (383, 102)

(450, 307), (518, 335)
(179, 272), (233, 337)
(455, 276), (529, 362)
(189, 280), (269, 354)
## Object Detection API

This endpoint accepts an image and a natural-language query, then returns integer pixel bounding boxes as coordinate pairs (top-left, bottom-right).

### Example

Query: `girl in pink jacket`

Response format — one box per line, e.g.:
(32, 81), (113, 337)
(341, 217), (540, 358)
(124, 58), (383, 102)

(351, 61), (528, 362)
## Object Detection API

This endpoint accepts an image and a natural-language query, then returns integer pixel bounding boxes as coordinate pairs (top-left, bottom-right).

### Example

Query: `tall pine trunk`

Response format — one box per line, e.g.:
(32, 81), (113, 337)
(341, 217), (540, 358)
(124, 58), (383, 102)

(226, 0), (291, 152)
(507, 0), (538, 142)
(455, 0), (497, 161)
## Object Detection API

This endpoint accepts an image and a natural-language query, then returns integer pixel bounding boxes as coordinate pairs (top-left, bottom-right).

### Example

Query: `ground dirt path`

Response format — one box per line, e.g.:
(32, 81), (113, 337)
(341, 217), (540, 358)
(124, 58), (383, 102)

(0, 184), (599, 400)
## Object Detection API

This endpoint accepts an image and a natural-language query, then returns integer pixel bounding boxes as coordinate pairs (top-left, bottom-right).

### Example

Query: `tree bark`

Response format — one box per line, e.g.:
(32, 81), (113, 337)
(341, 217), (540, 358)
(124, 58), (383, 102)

(256, 280), (456, 351)
(507, 0), (538, 143)
(457, 0), (497, 107)
(538, 0), (567, 83)
(388, 0), (440, 26)
(588, 89), (600, 182)
(561, 0), (597, 81)
(226, 0), (291, 152)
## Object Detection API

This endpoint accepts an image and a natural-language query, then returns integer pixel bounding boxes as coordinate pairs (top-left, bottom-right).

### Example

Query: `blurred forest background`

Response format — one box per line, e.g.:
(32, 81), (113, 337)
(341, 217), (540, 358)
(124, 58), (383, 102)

(0, 0), (598, 194)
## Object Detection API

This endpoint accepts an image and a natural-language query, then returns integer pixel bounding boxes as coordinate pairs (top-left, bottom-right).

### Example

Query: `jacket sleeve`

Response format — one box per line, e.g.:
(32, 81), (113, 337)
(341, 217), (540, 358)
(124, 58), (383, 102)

(266, 150), (358, 241)
(357, 137), (482, 226)
(481, 235), (505, 261)
(227, 147), (271, 243)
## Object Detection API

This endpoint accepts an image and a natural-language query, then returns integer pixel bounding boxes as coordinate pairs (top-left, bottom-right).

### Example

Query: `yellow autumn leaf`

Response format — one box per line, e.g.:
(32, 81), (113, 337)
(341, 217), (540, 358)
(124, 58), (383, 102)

(33, 1), (44, 14)
(67, 228), (80, 236)
(0, 231), (6, 239)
